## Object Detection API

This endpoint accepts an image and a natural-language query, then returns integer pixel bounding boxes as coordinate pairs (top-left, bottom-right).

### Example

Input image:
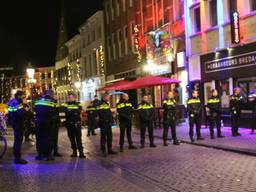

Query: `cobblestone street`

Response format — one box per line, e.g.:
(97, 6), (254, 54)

(1, 127), (256, 192)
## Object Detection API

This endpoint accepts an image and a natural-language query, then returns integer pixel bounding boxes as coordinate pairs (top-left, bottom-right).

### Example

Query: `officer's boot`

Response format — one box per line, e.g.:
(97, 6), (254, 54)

(163, 140), (168, 147)
(71, 150), (78, 157)
(79, 150), (86, 158)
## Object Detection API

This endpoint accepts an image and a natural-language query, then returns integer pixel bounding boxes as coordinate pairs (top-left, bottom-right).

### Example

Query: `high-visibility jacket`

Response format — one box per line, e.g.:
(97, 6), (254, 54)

(117, 100), (134, 121)
(7, 98), (25, 126)
(137, 101), (154, 122)
(35, 96), (58, 122)
(97, 100), (113, 123)
(162, 98), (177, 121)
(187, 97), (202, 116)
(63, 101), (82, 122)
(207, 96), (221, 115)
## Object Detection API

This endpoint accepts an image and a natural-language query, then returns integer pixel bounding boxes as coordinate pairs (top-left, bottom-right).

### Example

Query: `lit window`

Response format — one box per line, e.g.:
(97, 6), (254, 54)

(209, 0), (218, 27)
(116, 0), (120, 16)
(129, 0), (133, 7)
(122, 0), (126, 12)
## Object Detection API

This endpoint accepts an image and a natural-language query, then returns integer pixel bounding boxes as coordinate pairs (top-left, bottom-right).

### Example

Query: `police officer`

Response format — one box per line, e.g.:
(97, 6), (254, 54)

(64, 93), (86, 158)
(97, 93), (117, 157)
(248, 89), (256, 134)
(162, 91), (179, 146)
(137, 94), (156, 148)
(86, 101), (97, 136)
(187, 90), (204, 142)
(207, 89), (224, 139)
(7, 90), (27, 164)
(52, 96), (62, 157)
(230, 87), (244, 136)
(117, 93), (137, 152)
(34, 90), (57, 161)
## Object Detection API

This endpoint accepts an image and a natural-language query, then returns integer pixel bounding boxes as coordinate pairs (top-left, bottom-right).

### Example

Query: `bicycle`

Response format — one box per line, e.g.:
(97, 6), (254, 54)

(0, 114), (7, 159)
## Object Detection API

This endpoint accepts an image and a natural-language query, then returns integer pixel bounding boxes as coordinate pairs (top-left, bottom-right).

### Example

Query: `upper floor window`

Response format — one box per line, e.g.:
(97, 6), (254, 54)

(116, 0), (120, 16)
(111, 0), (115, 20)
(122, 0), (126, 12)
(194, 6), (201, 33)
(251, 0), (256, 11)
(129, 0), (133, 7)
(209, 0), (218, 27)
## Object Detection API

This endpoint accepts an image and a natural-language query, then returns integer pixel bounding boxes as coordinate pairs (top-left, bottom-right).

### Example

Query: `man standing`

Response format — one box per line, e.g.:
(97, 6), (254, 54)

(34, 90), (57, 161)
(187, 90), (204, 142)
(162, 91), (179, 146)
(86, 101), (97, 136)
(63, 93), (86, 158)
(230, 87), (244, 136)
(137, 94), (156, 148)
(97, 93), (117, 157)
(207, 89), (224, 139)
(7, 90), (27, 164)
(249, 89), (256, 134)
(117, 93), (137, 152)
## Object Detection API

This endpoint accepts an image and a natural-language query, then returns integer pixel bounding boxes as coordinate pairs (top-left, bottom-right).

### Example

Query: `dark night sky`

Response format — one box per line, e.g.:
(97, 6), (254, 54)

(0, 0), (102, 75)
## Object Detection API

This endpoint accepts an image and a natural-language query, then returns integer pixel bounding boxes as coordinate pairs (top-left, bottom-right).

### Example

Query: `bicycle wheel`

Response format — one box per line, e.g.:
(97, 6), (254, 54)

(0, 135), (7, 158)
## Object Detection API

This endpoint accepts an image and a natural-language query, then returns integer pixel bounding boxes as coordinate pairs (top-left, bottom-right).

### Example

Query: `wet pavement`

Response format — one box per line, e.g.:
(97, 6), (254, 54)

(1, 127), (256, 192)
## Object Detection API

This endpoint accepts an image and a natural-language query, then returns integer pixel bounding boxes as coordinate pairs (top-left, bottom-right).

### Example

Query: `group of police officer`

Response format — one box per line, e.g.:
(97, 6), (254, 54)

(7, 85), (246, 164)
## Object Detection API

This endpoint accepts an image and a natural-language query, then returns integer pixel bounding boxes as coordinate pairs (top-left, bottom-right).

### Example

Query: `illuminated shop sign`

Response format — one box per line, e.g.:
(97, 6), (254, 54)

(231, 11), (240, 44)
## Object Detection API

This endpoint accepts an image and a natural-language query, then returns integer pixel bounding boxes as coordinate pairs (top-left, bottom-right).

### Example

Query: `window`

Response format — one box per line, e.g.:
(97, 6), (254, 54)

(106, 3), (110, 24)
(194, 6), (201, 33)
(118, 30), (122, 57)
(251, 0), (256, 11)
(108, 38), (112, 61)
(122, 0), (126, 12)
(116, 0), (120, 16)
(209, 0), (218, 27)
(92, 30), (96, 42)
(112, 33), (116, 59)
(123, 26), (128, 55)
(111, 0), (115, 20)
(129, 0), (133, 7)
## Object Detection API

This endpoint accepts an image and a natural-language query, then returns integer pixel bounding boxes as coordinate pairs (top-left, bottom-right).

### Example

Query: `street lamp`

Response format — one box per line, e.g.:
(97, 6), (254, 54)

(26, 65), (36, 110)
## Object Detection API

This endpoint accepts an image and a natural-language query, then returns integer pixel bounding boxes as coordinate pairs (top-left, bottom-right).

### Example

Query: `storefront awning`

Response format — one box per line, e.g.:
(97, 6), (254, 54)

(97, 80), (132, 92)
(117, 75), (180, 90)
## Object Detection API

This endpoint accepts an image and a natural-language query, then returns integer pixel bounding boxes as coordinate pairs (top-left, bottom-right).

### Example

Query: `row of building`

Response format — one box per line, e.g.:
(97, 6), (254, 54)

(1, 0), (256, 110)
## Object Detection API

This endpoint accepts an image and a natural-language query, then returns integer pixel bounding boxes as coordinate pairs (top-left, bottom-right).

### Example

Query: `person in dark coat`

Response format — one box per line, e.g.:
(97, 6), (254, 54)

(86, 101), (97, 136)
(117, 93), (137, 152)
(137, 94), (156, 148)
(249, 89), (256, 134)
(7, 90), (27, 164)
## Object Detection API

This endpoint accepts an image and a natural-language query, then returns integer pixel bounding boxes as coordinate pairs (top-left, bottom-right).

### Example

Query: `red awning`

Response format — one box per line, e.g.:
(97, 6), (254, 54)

(117, 75), (180, 90)
(97, 80), (132, 91)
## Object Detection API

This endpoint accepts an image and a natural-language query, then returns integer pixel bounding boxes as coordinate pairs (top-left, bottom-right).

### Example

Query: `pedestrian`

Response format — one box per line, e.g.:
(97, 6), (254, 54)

(86, 101), (97, 136)
(137, 94), (156, 148)
(63, 92), (86, 158)
(117, 93), (137, 152)
(34, 89), (57, 161)
(187, 90), (204, 142)
(52, 96), (62, 157)
(162, 91), (179, 146)
(230, 87), (244, 136)
(206, 89), (224, 139)
(97, 93), (117, 157)
(7, 90), (27, 164)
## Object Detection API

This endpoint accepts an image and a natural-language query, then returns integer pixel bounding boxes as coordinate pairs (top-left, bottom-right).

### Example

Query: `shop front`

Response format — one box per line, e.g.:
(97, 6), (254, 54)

(200, 41), (256, 128)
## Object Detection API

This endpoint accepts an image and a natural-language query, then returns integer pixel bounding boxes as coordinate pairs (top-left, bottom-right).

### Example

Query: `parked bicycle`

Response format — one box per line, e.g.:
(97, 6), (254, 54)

(0, 113), (7, 158)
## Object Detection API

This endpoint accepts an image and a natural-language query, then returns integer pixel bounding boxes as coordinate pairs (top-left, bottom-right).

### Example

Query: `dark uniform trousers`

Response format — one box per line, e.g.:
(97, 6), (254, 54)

(231, 113), (240, 135)
(13, 124), (25, 159)
(140, 120), (154, 145)
(189, 114), (201, 139)
(67, 122), (83, 152)
(36, 121), (54, 156)
(53, 122), (59, 153)
(99, 120), (112, 152)
(163, 118), (177, 142)
(119, 120), (133, 146)
(87, 117), (97, 135)
(209, 114), (221, 137)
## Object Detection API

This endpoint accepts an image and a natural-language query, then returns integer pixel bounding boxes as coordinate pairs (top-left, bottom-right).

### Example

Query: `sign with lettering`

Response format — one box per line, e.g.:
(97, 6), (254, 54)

(201, 42), (256, 81)
(231, 11), (240, 44)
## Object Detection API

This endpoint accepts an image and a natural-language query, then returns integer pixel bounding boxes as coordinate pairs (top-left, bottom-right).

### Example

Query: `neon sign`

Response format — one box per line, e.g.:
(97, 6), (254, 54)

(231, 11), (240, 44)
